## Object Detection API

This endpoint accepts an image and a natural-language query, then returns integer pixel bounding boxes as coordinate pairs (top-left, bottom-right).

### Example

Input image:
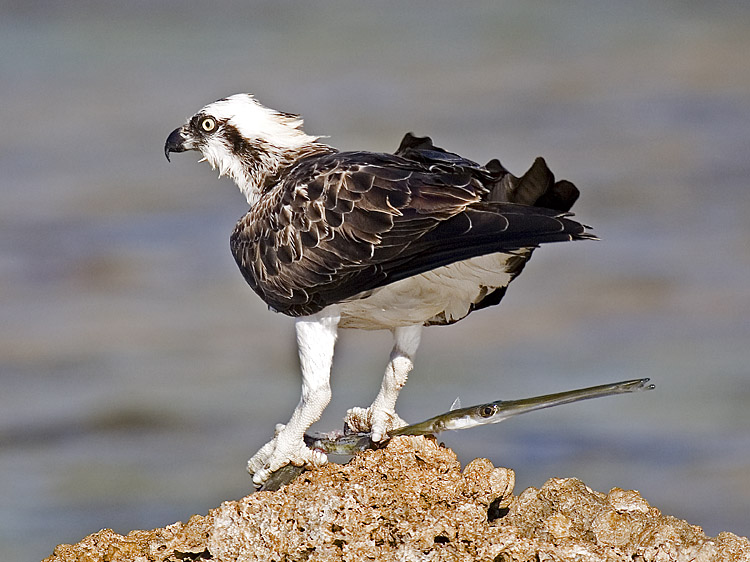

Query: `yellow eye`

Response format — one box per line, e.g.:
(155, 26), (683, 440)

(201, 117), (216, 132)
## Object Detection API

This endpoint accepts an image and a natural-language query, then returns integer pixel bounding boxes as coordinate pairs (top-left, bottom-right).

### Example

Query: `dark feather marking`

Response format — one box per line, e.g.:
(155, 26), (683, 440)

(347, 172), (375, 193)
(344, 207), (395, 234)
(259, 242), (279, 276)
(307, 177), (325, 200)
(322, 174), (342, 209)
(355, 188), (401, 214)
(332, 197), (355, 214)
(300, 229), (319, 248)
(324, 208), (344, 228)
(306, 201), (323, 222)
(229, 134), (590, 317)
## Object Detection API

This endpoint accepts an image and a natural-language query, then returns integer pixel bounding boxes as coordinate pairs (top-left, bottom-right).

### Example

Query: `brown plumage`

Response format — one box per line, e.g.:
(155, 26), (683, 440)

(230, 133), (590, 319)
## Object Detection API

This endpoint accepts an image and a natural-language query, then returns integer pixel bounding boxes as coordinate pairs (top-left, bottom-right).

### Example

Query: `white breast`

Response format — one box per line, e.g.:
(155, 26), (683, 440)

(337, 252), (522, 330)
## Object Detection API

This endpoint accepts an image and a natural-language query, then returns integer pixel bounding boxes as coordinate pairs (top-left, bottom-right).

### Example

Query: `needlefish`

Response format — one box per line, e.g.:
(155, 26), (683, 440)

(259, 378), (654, 491)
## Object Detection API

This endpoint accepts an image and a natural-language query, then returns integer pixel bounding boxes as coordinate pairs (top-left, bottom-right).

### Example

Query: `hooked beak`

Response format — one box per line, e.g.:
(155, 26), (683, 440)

(164, 127), (188, 162)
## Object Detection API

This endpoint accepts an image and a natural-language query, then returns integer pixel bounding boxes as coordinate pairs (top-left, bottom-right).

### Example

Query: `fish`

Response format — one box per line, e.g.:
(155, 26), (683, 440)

(259, 378), (654, 491)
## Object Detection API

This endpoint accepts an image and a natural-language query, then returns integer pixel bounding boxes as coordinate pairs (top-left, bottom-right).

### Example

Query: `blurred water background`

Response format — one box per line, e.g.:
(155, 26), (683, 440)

(2, 1), (750, 559)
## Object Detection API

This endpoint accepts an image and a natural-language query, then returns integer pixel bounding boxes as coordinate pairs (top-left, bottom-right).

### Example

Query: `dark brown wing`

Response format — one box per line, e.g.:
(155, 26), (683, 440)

(230, 141), (591, 317)
(395, 132), (580, 212)
(394, 133), (583, 317)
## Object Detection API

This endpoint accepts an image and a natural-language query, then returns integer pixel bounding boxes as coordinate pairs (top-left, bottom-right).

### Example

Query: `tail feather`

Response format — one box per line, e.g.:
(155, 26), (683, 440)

(392, 132), (592, 321)
(489, 157), (580, 212)
(396, 132), (581, 213)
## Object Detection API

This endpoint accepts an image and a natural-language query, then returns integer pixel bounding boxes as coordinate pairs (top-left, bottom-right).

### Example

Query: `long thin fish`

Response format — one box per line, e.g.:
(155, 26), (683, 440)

(259, 378), (654, 491)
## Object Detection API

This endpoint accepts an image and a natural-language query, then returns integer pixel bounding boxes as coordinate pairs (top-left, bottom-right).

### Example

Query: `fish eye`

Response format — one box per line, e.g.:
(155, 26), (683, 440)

(479, 404), (497, 418)
(200, 117), (217, 133)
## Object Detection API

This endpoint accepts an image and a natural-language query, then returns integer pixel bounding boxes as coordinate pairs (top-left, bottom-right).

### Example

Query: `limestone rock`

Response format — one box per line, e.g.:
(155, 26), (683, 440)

(44, 436), (750, 562)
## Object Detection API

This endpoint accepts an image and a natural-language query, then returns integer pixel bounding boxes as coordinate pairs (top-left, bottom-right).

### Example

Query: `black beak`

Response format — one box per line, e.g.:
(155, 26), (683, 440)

(164, 127), (187, 162)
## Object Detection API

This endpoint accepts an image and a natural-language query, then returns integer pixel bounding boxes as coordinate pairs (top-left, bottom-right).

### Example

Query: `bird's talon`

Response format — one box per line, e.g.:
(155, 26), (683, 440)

(344, 406), (407, 442)
(247, 430), (328, 486)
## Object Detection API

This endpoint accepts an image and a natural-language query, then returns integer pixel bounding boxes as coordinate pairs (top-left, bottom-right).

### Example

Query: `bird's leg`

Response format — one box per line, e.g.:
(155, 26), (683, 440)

(247, 310), (339, 486)
(345, 324), (422, 442)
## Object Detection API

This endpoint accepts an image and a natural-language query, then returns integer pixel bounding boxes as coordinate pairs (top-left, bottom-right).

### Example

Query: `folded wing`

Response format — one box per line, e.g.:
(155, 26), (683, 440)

(230, 134), (592, 317)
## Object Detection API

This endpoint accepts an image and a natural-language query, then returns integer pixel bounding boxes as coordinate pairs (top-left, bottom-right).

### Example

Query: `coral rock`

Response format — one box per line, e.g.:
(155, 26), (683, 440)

(44, 436), (750, 562)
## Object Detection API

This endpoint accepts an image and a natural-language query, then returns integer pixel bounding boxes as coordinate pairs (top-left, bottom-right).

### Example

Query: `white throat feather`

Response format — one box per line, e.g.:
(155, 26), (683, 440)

(197, 94), (333, 206)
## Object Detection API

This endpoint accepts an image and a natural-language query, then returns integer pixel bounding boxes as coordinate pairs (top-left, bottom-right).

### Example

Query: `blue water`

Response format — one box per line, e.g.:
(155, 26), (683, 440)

(2, 2), (750, 560)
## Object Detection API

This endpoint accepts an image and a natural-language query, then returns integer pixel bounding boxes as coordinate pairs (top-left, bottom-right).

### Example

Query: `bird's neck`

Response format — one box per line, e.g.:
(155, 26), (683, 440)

(232, 141), (336, 206)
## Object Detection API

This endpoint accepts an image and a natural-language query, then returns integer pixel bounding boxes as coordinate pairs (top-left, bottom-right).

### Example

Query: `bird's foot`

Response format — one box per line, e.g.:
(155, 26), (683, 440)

(247, 423), (328, 487)
(344, 406), (408, 443)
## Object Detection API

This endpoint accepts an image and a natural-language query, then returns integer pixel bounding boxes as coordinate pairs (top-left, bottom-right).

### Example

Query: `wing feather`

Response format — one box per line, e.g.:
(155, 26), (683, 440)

(230, 138), (590, 317)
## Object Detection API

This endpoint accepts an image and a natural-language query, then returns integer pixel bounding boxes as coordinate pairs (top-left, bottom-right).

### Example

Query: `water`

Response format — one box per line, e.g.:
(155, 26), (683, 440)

(2, 2), (750, 560)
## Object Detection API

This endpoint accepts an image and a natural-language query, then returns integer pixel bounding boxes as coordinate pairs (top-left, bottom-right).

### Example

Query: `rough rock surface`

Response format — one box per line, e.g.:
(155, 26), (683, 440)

(45, 436), (750, 562)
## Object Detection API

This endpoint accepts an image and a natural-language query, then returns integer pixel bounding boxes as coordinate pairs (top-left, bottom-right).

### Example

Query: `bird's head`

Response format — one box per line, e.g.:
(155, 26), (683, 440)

(165, 93), (328, 205)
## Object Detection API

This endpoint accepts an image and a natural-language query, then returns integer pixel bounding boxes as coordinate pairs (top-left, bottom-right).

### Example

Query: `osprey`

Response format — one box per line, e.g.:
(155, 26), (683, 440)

(165, 94), (593, 486)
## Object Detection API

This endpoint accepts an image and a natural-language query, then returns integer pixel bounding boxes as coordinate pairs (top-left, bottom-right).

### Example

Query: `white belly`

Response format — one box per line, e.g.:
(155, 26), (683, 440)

(337, 252), (522, 330)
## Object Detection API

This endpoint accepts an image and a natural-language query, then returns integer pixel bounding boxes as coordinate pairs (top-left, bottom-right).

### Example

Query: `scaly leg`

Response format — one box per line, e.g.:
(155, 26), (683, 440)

(247, 309), (339, 486)
(345, 324), (422, 442)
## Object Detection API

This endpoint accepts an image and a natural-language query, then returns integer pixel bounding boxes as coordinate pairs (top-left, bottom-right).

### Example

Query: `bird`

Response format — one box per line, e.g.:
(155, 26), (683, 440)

(164, 93), (594, 486)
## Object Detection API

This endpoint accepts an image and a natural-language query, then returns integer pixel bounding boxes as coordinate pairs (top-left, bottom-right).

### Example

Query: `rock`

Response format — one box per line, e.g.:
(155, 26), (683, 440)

(44, 436), (750, 562)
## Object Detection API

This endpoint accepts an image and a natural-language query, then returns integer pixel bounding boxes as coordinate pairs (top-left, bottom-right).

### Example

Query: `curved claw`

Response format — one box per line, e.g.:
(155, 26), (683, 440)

(344, 406), (408, 442)
(248, 425), (328, 488)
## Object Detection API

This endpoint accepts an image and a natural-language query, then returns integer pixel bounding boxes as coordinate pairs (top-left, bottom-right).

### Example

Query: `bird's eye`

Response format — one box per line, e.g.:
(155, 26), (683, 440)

(201, 117), (217, 133)
(479, 405), (497, 418)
